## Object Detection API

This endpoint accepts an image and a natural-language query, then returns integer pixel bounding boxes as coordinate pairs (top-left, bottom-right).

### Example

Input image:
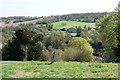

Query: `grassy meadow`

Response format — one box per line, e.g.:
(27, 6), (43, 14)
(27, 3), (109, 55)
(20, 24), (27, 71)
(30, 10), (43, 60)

(2, 61), (118, 78)
(52, 21), (95, 30)
(35, 20), (95, 37)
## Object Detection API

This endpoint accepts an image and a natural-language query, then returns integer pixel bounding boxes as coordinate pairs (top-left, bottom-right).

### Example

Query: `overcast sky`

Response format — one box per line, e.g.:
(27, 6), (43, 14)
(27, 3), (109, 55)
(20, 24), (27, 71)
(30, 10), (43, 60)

(0, 0), (119, 17)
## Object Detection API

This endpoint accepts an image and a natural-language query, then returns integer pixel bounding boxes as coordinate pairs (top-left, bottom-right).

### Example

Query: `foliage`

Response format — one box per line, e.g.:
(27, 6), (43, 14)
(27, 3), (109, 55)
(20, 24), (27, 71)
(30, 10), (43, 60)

(96, 10), (120, 62)
(27, 42), (48, 61)
(2, 28), (46, 61)
(60, 28), (66, 31)
(45, 30), (71, 50)
(46, 23), (53, 30)
(2, 16), (39, 24)
(76, 26), (82, 37)
(2, 24), (46, 46)
(1, 12), (107, 25)
(1, 12), (109, 62)
(62, 37), (94, 62)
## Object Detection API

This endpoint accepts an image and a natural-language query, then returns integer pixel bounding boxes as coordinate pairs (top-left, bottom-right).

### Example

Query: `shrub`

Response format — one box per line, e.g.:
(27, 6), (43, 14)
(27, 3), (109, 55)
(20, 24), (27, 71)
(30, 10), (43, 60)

(39, 53), (48, 61)
(62, 37), (94, 62)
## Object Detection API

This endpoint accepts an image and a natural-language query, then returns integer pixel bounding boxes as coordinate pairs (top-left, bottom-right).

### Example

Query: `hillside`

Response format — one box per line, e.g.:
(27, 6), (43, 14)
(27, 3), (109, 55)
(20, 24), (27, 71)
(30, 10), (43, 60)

(52, 21), (95, 30)
(1, 12), (107, 27)
(0, 19), (42, 27)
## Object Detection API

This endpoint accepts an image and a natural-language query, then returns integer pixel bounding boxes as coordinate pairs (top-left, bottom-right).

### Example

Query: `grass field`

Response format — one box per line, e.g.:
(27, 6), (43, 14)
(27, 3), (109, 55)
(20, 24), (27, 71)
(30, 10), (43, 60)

(70, 33), (77, 36)
(52, 21), (95, 30)
(2, 61), (119, 78)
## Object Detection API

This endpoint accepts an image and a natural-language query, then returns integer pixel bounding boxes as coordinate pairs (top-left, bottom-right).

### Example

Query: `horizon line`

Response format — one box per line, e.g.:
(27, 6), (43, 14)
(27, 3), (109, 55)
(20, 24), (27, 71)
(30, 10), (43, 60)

(0, 11), (113, 18)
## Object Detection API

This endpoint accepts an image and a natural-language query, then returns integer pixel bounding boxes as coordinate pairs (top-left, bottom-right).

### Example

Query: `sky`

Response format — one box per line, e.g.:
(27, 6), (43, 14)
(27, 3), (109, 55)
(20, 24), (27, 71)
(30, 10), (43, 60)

(0, 0), (119, 17)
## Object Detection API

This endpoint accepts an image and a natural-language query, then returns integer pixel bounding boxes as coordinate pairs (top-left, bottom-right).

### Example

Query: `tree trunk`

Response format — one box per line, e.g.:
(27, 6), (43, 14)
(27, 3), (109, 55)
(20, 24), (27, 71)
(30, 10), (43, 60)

(23, 46), (28, 61)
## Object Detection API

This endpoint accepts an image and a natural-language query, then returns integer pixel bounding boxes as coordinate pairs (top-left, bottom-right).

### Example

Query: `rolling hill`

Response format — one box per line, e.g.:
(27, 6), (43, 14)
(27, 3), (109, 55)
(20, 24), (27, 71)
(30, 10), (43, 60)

(52, 21), (95, 30)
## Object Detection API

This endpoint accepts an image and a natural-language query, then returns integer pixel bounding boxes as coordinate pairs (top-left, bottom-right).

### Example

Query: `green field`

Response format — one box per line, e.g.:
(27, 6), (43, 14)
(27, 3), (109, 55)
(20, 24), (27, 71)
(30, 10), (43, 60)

(2, 61), (118, 78)
(52, 21), (95, 30)
(70, 33), (77, 36)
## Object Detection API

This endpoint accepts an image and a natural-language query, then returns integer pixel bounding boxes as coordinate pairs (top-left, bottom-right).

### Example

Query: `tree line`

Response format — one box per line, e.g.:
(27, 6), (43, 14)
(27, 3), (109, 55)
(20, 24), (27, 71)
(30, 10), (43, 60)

(1, 12), (107, 24)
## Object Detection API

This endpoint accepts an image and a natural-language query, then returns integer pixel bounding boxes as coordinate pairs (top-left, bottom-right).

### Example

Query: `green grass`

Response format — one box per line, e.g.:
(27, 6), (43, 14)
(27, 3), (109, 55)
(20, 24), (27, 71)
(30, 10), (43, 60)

(52, 21), (95, 30)
(2, 61), (119, 78)
(46, 31), (76, 37)
(0, 61), (1, 80)
(70, 33), (77, 36)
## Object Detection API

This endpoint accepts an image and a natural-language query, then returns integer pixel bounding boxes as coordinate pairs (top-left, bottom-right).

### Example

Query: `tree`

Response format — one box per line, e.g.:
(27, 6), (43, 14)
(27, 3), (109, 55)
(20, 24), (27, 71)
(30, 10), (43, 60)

(62, 37), (94, 62)
(76, 26), (82, 37)
(114, 2), (120, 62)
(46, 23), (53, 30)
(45, 30), (71, 50)
(2, 28), (44, 61)
(2, 39), (23, 60)
(15, 28), (43, 61)
(28, 42), (48, 61)
(84, 25), (87, 29)
(96, 3), (120, 62)
(60, 28), (66, 31)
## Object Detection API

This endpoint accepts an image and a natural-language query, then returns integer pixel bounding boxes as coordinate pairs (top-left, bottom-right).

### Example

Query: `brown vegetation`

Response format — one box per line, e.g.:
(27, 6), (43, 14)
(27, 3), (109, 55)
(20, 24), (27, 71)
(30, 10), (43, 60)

(1, 19), (40, 27)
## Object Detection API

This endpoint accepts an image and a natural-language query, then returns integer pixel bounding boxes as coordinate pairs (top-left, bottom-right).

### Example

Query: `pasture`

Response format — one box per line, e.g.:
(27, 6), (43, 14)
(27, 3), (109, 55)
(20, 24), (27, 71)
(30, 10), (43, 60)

(2, 61), (118, 78)
(52, 21), (95, 30)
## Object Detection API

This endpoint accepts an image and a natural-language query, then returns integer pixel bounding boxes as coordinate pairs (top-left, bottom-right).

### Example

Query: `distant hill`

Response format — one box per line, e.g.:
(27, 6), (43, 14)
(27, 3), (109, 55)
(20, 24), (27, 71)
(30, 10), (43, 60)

(0, 19), (41, 27)
(0, 12), (107, 27)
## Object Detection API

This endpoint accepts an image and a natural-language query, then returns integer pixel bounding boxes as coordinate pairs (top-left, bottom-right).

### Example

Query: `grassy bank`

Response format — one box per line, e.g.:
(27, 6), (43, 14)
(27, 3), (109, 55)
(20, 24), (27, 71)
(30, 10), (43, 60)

(2, 61), (118, 78)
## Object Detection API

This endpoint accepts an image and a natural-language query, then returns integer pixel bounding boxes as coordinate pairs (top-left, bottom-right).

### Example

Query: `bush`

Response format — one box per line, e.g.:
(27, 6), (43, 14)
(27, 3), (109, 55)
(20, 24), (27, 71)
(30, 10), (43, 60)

(39, 53), (48, 61)
(62, 37), (94, 62)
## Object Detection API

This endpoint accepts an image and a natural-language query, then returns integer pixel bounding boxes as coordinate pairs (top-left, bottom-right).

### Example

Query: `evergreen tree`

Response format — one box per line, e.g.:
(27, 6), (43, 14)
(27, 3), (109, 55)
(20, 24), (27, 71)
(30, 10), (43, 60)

(2, 28), (45, 61)
(76, 26), (82, 37)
